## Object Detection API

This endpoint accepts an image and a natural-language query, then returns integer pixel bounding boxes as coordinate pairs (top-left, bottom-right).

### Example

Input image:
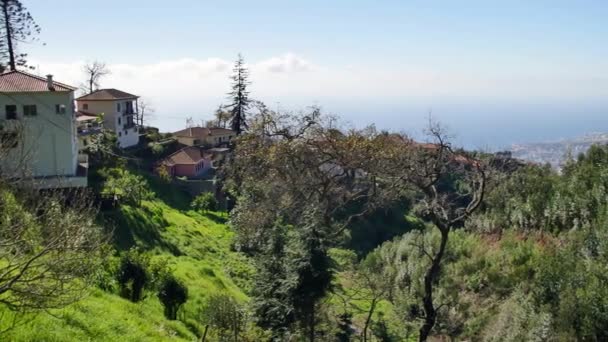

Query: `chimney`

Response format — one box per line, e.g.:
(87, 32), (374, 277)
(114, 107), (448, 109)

(46, 74), (55, 91)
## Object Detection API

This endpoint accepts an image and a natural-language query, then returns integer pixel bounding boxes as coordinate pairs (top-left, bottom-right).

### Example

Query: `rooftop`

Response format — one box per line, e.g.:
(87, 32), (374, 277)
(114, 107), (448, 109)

(174, 127), (235, 138)
(161, 146), (209, 166)
(0, 70), (76, 93)
(76, 88), (139, 101)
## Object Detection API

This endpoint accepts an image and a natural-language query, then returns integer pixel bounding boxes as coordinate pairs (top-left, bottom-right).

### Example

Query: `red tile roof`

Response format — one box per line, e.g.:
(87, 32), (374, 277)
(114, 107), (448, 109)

(174, 127), (235, 138)
(76, 88), (138, 101)
(161, 146), (208, 166)
(0, 70), (76, 92)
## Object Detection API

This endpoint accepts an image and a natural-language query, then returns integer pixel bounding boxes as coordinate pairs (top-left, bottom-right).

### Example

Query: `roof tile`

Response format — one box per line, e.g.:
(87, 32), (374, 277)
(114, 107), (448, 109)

(0, 70), (75, 92)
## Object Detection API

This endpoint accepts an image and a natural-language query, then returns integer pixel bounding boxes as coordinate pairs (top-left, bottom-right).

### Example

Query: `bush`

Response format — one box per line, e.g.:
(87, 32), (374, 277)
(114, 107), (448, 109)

(158, 275), (188, 320)
(199, 294), (247, 341)
(191, 192), (218, 213)
(117, 249), (150, 302)
(101, 168), (153, 206)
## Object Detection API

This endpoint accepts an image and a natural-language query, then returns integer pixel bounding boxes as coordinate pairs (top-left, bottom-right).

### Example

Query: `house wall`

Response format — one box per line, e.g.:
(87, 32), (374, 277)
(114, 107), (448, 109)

(173, 164), (197, 177)
(205, 133), (234, 145)
(77, 99), (139, 148)
(172, 160), (208, 178)
(0, 91), (78, 178)
(176, 136), (197, 146)
(177, 133), (234, 147)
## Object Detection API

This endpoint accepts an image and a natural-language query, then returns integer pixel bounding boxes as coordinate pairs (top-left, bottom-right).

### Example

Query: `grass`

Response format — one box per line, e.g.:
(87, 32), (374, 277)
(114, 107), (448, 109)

(0, 174), (254, 341)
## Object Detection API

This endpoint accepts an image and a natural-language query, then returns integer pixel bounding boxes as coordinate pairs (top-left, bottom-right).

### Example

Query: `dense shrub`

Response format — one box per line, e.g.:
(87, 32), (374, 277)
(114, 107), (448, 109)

(158, 275), (188, 320)
(191, 192), (218, 213)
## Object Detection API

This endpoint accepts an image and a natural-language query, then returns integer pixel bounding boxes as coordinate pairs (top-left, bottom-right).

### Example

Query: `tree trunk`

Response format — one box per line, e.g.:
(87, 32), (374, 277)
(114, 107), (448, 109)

(2, 0), (15, 71)
(200, 325), (209, 342)
(418, 227), (450, 342)
(363, 298), (378, 342)
(309, 303), (315, 342)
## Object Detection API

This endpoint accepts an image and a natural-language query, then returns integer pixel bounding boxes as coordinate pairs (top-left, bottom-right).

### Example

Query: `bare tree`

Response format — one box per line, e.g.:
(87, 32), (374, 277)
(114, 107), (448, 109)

(214, 104), (231, 129)
(185, 117), (194, 128)
(136, 98), (155, 128)
(82, 61), (110, 94)
(379, 122), (487, 341)
(0, 132), (107, 333)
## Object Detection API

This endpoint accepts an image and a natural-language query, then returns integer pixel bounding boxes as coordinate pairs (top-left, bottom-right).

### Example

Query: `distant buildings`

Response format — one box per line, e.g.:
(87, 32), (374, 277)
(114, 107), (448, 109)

(0, 70), (87, 188)
(158, 146), (212, 178)
(76, 89), (140, 148)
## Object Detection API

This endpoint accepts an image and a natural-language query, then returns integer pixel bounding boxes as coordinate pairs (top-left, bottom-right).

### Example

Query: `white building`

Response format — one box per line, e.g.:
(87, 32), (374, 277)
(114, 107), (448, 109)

(0, 70), (87, 188)
(76, 89), (139, 148)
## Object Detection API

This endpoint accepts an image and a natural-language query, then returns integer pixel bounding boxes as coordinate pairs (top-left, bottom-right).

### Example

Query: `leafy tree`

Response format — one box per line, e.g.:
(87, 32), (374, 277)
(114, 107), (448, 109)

(157, 274), (188, 320)
(191, 192), (217, 213)
(227, 54), (250, 135)
(250, 223), (296, 335)
(200, 294), (247, 342)
(228, 110), (395, 340)
(101, 169), (152, 206)
(117, 249), (150, 302)
(0, 0), (40, 71)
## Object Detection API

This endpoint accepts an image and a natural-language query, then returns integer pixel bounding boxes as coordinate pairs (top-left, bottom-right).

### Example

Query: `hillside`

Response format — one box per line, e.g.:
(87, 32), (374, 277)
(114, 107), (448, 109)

(0, 175), (254, 341)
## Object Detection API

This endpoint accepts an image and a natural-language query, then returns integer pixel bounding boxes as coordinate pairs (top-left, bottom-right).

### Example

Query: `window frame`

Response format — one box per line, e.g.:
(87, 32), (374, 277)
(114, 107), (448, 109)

(55, 104), (66, 114)
(23, 105), (37, 117)
(5, 105), (17, 120)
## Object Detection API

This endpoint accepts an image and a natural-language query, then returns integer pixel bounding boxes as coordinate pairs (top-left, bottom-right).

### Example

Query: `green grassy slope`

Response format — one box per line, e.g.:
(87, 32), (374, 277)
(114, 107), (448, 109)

(1, 176), (253, 341)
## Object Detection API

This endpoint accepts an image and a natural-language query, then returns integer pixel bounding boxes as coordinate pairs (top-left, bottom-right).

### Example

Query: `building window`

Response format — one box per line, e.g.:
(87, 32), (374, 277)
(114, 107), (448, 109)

(117, 103), (121, 112)
(55, 104), (66, 114)
(5, 105), (17, 120)
(118, 117), (121, 125)
(125, 129), (128, 135)
(23, 105), (37, 116)
(83, 103), (89, 110)
(119, 132), (122, 137)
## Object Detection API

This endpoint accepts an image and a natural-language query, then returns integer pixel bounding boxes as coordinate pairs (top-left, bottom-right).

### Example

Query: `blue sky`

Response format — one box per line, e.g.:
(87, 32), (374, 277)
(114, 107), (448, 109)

(26, 0), (608, 148)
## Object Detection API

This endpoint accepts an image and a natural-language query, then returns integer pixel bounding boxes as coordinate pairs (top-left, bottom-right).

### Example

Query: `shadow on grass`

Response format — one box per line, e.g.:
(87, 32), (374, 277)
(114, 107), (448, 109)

(143, 173), (192, 211)
(102, 205), (183, 256)
(202, 212), (228, 224)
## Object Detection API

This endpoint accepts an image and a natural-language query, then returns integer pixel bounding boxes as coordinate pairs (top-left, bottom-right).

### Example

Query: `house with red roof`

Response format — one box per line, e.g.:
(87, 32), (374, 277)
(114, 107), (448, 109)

(157, 146), (212, 178)
(173, 126), (235, 147)
(0, 70), (87, 188)
(76, 88), (139, 148)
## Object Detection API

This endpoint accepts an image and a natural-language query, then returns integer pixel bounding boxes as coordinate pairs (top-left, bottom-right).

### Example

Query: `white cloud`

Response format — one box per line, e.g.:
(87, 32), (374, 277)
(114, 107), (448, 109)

(255, 53), (315, 73)
(27, 54), (607, 133)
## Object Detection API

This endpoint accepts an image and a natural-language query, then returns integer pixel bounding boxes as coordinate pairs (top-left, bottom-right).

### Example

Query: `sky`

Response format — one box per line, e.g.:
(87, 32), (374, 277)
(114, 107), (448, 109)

(25, 0), (608, 149)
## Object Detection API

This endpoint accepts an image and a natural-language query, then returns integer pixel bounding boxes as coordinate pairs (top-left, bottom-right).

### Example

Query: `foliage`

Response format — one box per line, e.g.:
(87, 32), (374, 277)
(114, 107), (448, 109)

(117, 249), (151, 302)
(227, 54), (250, 135)
(191, 192), (217, 213)
(199, 293), (247, 342)
(0, 0), (40, 71)
(158, 274), (188, 320)
(101, 168), (152, 206)
(0, 184), (106, 321)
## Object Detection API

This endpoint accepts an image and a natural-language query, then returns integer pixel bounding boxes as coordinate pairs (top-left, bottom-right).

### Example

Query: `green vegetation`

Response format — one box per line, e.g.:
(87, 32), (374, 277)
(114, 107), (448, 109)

(3, 101), (608, 341)
(0, 165), (254, 341)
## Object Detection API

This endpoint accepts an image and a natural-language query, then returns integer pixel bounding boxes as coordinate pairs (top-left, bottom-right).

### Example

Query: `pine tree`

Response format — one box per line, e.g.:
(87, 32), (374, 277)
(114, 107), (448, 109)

(0, 0), (40, 71)
(228, 54), (250, 135)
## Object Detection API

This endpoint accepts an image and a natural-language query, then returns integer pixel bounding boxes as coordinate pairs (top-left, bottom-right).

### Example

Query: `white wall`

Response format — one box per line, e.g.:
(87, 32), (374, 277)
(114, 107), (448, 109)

(77, 99), (139, 148)
(0, 91), (78, 178)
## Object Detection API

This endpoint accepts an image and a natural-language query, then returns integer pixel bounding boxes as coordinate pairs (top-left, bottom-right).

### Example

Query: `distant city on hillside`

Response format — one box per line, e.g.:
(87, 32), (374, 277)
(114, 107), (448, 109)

(510, 133), (608, 169)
